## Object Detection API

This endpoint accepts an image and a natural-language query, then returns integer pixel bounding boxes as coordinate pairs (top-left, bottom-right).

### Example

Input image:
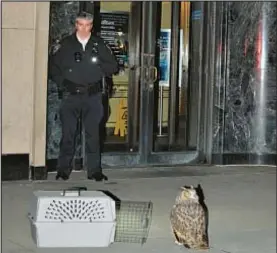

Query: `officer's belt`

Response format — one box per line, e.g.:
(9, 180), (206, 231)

(63, 79), (102, 95)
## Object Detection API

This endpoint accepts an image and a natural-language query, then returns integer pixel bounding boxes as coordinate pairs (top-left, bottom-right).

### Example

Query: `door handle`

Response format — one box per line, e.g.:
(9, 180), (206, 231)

(149, 66), (158, 83)
(137, 66), (158, 82)
(130, 65), (138, 71)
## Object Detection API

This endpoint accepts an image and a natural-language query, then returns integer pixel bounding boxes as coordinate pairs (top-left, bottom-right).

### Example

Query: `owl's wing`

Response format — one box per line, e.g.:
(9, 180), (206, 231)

(170, 204), (187, 232)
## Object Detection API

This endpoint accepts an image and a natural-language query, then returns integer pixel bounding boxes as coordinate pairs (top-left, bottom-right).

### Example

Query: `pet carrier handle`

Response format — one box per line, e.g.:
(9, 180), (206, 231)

(62, 186), (87, 197)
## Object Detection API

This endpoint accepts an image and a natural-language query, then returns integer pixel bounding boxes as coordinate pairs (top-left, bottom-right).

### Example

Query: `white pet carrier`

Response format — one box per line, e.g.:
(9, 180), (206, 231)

(28, 187), (116, 248)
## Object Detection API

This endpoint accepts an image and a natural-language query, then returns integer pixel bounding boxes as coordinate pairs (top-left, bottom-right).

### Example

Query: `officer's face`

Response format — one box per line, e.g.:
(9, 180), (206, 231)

(75, 18), (93, 37)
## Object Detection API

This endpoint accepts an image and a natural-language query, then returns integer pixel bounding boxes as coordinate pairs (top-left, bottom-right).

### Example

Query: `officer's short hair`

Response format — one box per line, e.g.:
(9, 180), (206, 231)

(76, 11), (94, 22)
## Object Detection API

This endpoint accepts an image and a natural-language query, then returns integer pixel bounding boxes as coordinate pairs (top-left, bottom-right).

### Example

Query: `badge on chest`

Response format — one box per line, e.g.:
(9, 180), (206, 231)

(73, 42), (100, 64)
(91, 42), (99, 63)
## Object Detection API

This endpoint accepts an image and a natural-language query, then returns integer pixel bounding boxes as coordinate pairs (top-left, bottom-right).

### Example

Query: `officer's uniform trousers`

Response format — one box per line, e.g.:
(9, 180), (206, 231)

(57, 90), (103, 176)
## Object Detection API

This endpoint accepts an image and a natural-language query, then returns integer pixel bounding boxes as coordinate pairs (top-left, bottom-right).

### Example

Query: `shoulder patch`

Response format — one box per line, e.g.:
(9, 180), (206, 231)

(52, 42), (62, 55)
(51, 34), (71, 55)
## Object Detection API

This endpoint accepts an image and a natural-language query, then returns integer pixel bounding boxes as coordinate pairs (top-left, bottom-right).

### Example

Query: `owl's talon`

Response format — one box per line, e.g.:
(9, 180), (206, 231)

(175, 240), (183, 246)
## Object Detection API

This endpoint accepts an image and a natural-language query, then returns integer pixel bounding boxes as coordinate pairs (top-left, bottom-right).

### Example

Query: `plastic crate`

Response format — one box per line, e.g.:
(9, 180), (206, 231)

(28, 187), (116, 248)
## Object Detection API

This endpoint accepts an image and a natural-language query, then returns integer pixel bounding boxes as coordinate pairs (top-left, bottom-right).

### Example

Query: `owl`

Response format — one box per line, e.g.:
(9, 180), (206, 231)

(170, 184), (209, 250)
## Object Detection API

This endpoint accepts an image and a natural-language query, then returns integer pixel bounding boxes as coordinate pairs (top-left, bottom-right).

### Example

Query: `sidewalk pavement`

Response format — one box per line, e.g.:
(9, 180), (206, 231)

(2, 165), (276, 253)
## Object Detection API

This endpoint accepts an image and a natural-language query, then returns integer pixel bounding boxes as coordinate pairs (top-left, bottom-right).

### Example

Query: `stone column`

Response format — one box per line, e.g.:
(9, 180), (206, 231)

(29, 2), (50, 179)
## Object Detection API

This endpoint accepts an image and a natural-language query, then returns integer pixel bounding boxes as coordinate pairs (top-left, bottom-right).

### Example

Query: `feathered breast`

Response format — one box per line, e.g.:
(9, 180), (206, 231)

(170, 201), (205, 230)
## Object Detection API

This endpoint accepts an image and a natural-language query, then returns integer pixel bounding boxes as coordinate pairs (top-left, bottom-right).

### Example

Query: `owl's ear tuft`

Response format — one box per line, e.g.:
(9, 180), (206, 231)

(180, 185), (191, 190)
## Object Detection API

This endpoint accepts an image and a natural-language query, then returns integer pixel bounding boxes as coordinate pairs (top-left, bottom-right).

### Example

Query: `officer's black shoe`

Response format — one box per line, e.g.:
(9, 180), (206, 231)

(87, 172), (108, 181)
(55, 171), (69, 181)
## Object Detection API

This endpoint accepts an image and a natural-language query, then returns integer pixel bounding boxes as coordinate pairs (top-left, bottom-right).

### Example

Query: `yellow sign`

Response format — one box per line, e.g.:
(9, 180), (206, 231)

(114, 98), (128, 137)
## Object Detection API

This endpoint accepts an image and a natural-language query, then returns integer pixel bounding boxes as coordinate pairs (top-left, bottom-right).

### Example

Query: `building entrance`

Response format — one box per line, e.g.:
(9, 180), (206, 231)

(46, 1), (206, 170)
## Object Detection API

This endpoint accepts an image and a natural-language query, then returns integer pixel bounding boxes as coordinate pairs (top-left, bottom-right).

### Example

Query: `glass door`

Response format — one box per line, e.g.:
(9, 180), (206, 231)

(138, 1), (206, 165)
(99, 2), (142, 153)
(99, 2), (144, 167)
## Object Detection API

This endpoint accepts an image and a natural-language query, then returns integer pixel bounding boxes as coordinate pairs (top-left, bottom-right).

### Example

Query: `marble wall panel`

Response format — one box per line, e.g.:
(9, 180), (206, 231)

(46, 2), (80, 160)
(212, 2), (276, 155)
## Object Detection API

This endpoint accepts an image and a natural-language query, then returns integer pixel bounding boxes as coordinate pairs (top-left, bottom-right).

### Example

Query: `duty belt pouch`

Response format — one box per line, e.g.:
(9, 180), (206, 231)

(88, 83), (102, 95)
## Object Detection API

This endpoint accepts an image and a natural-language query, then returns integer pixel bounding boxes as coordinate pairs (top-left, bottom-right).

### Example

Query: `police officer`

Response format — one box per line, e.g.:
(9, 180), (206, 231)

(49, 12), (118, 181)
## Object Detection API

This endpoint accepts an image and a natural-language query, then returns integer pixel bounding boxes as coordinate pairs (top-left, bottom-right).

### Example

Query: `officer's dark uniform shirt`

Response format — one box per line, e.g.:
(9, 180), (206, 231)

(49, 33), (118, 90)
